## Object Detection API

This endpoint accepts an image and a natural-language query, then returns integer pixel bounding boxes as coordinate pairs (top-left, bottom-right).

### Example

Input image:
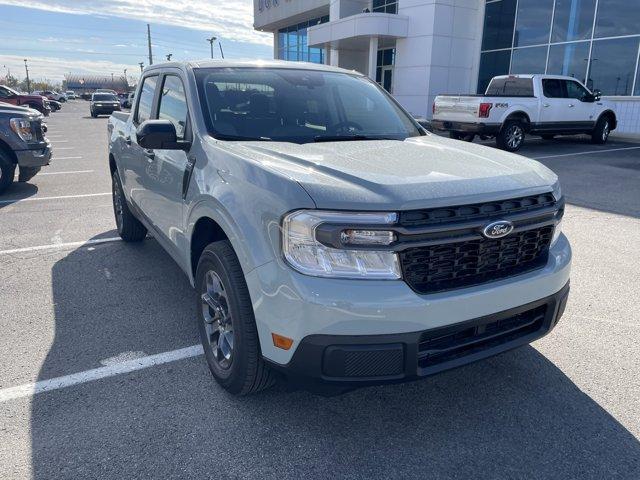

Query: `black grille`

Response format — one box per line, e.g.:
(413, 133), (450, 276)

(399, 193), (556, 228)
(400, 225), (553, 294)
(418, 305), (547, 368)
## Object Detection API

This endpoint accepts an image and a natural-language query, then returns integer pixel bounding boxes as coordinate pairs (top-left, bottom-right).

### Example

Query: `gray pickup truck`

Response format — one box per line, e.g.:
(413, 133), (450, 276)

(108, 61), (571, 395)
(0, 102), (51, 194)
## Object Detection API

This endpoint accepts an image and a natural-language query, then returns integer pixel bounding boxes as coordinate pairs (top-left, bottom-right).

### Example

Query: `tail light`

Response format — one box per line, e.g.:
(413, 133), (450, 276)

(479, 103), (492, 118)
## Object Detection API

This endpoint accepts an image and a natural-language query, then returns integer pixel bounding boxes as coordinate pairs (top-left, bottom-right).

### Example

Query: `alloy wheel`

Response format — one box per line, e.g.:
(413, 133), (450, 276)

(112, 177), (124, 231)
(201, 270), (234, 369)
(602, 121), (609, 141)
(506, 125), (524, 149)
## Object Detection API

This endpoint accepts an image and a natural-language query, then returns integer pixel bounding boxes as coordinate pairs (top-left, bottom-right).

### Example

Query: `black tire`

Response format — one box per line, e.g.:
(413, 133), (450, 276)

(111, 170), (147, 242)
(541, 134), (555, 140)
(591, 116), (611, 144)
(496, 119), (525, 152)
(196, 240), (275, 395)
(91, 110), (97, 118)
(0, 150), (16, 195)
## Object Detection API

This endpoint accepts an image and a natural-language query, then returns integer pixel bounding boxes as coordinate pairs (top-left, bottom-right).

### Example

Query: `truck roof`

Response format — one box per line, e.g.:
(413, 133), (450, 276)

(143, 59), (362, 76)
(492, 74), (584, 82)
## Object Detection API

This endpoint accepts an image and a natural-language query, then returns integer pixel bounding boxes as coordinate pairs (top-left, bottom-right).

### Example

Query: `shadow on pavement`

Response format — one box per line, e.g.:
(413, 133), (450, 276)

(0, 182), (38, 209)
(31, 234), (640, 479)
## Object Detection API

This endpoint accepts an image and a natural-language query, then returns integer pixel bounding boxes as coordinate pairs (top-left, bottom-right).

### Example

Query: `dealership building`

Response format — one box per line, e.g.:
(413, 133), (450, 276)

(253, 0), (640, 134)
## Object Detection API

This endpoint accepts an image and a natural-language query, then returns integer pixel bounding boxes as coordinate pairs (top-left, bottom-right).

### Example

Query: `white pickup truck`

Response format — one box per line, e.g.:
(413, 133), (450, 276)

(431, 74), (617, 151)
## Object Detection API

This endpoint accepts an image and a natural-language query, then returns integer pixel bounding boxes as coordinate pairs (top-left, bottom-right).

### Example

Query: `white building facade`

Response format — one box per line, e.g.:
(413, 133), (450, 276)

(254, 0), (640, 134)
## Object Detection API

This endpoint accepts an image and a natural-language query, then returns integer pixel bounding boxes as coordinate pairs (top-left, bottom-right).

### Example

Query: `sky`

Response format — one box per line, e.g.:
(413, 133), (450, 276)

(0, 1), (272, 83)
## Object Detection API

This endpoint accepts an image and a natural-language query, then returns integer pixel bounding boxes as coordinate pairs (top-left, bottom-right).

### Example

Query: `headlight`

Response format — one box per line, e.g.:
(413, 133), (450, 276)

(282, 210), (401, 279)
(10, 118), (34, 142)
(552, 216), (563, 245)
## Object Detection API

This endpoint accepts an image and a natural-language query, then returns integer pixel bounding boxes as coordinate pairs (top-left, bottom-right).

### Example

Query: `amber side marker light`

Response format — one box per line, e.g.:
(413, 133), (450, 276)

(272, 333), (294, 350)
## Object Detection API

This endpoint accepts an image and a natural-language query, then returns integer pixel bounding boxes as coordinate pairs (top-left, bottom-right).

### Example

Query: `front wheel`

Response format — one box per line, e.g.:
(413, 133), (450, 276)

(196, 240), (275, 395)
(0, 150), (16, 195)
(591, 117), (611, 144)
(496, 120), (525, 152)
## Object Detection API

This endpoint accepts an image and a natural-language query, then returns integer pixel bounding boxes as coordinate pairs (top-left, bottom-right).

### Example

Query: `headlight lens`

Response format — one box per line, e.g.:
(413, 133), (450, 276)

(552, 217), (563, 245)
(282, 210), (401, 279)
(10, 118), (34, 142)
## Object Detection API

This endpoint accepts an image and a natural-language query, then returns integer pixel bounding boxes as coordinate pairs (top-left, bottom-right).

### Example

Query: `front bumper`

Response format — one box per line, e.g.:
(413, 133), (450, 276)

(15, 141), (52, 168)
(431, 120), (501, 135)
(267, 281), (569, 391)
(246, 234), (571, 383)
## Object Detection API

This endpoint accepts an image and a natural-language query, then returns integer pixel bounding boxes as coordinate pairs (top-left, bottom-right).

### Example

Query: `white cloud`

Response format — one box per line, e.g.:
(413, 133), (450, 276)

(0, 0), (271, 45)
(1, 54), (142, 82)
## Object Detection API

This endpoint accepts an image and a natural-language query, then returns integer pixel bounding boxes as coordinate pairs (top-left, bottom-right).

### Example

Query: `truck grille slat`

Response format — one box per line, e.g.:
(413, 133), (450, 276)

(418, 306), (547, 368)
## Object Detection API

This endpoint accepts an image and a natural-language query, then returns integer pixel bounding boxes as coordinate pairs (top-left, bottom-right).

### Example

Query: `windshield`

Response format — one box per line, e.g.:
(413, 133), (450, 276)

(194, 68), (422, 143)
(93, 94), (118, 101)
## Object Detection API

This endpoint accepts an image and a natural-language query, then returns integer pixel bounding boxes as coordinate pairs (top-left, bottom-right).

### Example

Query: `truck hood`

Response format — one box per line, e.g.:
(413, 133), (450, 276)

(0, 101), (41, 118)
(229, 135), (558, 210)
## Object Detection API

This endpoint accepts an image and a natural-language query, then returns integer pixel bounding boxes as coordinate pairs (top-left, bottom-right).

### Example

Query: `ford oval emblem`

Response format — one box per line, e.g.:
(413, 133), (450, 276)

(483, 220), (514, 239)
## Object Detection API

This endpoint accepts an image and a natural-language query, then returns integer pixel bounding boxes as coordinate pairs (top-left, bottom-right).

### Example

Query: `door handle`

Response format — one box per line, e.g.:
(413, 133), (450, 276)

(543, 103), (550, 108)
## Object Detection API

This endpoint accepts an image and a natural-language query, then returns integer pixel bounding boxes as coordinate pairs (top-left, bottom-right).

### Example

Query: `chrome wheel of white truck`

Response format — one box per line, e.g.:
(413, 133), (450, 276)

(497, 120), (525, 152)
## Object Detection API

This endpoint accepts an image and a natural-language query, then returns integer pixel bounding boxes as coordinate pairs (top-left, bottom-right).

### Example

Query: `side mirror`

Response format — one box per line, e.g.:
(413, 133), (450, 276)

(136, 119), (190, 150)
(593, 89), (602, 100)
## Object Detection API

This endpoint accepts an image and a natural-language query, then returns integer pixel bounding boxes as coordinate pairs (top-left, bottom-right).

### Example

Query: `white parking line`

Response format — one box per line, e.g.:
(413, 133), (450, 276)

(53, 156), (83, 160)
(0, 237), (121, 255)
(38, 170), (94, 176)
(533, 146), (640, 159)
(0, 345), (203, 403)
(0, 192), (110, 205)
(53, 147), (75, 150)
(51, 140), (69, 143)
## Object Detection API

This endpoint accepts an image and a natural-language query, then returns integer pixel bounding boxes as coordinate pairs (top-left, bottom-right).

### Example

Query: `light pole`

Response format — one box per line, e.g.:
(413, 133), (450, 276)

(207, 36), (216, 59)
(139, 62), (144, 73)
(23, 59), (31, 93)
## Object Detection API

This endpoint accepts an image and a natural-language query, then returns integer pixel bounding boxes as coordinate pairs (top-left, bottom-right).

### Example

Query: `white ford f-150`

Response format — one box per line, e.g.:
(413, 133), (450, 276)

(431, 74), (617, 151)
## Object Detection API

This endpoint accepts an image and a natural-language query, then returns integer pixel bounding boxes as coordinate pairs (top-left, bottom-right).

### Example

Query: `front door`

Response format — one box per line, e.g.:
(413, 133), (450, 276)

(141, 72), (191, 250)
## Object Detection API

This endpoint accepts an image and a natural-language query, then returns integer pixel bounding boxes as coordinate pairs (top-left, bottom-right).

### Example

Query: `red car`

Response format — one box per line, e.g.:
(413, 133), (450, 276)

(0, 85), (50, 116)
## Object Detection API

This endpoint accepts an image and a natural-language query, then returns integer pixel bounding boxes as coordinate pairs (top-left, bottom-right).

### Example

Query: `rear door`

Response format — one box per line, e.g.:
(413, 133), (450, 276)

(539, 78), (573, 127)
(141, 72), (192, 249)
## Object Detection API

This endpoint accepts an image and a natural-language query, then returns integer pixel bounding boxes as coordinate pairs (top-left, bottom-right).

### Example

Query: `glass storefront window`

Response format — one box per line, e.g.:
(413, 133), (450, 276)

(477, 50), (511, 93)
(277, 16), (329, 64)
(514, 0), (554, 47)
(376, 48), (395, 92)
(595, 0), (640, 38)
(588, 37), (640, 95)
(482, 0), (517, 51)
(510, 46), (548, 74)
(551, 0), (596, 42)
(372, 0), (398, 14)
(547, 41), (590, 82)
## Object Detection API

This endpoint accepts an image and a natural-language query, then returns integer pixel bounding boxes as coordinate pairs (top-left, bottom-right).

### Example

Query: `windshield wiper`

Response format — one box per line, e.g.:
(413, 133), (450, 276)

(313, 135), (399, 142)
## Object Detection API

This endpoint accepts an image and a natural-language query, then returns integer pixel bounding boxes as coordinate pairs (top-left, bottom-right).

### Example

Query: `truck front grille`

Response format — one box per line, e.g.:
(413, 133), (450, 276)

(395, 193), (560, 294)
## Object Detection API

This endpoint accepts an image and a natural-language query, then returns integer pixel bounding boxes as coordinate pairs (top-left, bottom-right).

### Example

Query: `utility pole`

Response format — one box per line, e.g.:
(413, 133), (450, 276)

(139, 62), (144, 73)
(147, 24), (153, 65)
(207, 36), (216, 59)
(166, 53), (172, 61)
(23, 59), (31, 93)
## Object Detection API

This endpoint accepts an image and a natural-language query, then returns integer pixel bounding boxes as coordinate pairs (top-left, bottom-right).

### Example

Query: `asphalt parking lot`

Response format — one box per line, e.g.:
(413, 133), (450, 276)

(1, 101), (639, 479)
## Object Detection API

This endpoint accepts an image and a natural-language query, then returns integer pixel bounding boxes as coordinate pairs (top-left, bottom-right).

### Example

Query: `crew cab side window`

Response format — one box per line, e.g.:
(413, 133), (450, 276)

(157, 75), (188, 140)
(0, 87), (9, 98)
(542, 79), (565, 98)
(565, 80), (590, 101)
(135, 75), (158, 125)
